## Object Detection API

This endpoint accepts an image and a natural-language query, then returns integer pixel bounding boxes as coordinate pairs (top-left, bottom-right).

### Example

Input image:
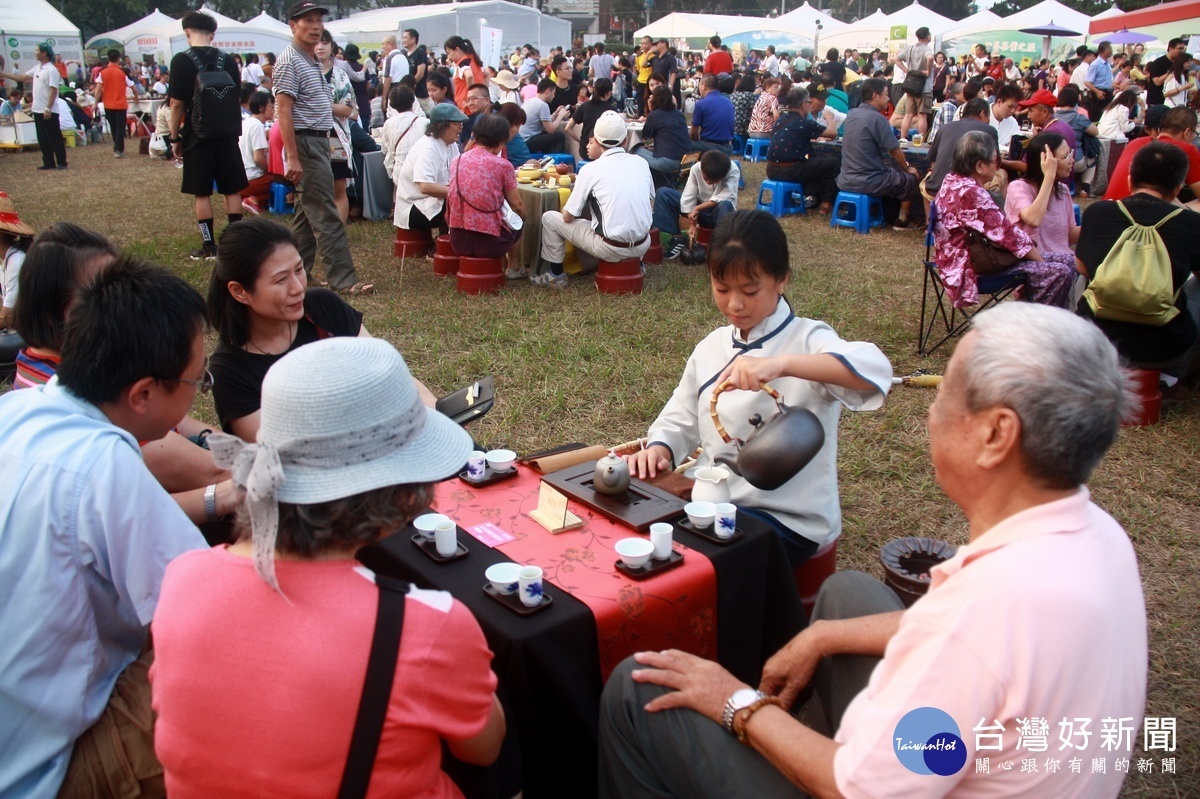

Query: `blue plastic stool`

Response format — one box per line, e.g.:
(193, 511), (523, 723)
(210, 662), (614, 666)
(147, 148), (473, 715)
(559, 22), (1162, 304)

(269, 182), (295, 215)
(757, 180), (806, 217)
(530, 152), (575, 166)
(743, 138), (770, 162)
(732, 134), (747, 154)
(576, 160), (592, 171)
(1073, 203), (1081, 225)
(830, 192), (884, 234)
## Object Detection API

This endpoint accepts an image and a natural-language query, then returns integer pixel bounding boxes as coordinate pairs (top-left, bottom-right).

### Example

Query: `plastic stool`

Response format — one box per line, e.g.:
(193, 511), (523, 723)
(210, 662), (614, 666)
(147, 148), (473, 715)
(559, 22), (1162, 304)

(394, 227), (432, 258)
(595, 258), (643, 295)
(695, 226), (713, 246)
(1074, 203), (1081, 226)
(1125, 369), (1161, 427)
(432, 234), (459, 277)
(268, 182), (295, 215)
(830, 192), (884, 234)
(456, 256), (504, 295)
(793, 539), (838, 617)
(743, 138), (770, 162)
(643, 228), (663, 264)
(757, 180), (807, 217)
(576, 160), (592, 171)
(732, 134), (747, 155)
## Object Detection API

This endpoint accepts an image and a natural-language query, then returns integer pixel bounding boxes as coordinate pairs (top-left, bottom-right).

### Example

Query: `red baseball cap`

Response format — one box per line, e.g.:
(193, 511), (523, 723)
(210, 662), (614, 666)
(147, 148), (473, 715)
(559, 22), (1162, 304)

(1018, 89), (1058, 108)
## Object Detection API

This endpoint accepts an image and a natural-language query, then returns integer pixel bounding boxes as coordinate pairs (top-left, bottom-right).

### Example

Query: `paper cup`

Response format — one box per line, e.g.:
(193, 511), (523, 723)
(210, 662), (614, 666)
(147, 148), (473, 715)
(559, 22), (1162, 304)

(518, 565), (544, 607)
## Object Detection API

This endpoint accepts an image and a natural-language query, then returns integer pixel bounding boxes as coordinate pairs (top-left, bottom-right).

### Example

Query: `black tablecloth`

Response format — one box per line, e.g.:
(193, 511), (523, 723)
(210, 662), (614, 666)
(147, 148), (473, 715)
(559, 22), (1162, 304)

(358, 508), (806, 799)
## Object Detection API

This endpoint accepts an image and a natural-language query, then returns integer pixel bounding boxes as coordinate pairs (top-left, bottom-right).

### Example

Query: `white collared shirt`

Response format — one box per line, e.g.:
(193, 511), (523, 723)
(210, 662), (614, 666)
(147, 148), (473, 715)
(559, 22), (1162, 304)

(680, 160), (740, 213)
(0, 379), (204, 795)
(646, 298), (892, 546)
(394, 134), (458, 226)
(563, 147), (654, 244)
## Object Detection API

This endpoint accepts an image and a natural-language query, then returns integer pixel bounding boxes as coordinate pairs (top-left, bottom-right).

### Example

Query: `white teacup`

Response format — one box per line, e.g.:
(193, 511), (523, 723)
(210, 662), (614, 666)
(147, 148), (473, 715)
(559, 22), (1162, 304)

(486, 449), (517, 472)
(485, 562), (522, 595)
(615, 537), (654, 568)
(434, 519), (457, 557)
(518, 565), (545, 607)
(649, 522), (674, 560)
(715, 503), (737, 539)
(684, 501), (716, 529)
(414, 512), (450, 541)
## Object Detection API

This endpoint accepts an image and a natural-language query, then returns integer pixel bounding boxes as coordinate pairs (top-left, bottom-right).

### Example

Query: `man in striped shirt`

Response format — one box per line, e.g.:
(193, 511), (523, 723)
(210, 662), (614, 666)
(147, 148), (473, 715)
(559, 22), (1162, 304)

(274, 0), (370, 294)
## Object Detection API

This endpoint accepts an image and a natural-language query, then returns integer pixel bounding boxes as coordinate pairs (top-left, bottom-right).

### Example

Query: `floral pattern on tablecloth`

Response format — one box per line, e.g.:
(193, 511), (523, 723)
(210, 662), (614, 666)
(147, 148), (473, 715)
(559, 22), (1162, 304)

(433, 465), (718, 679)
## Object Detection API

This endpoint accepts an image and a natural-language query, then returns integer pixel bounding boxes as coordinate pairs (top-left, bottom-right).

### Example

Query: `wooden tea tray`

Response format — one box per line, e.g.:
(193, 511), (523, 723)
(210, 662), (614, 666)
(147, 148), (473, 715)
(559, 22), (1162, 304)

(540, 460), (688, 532)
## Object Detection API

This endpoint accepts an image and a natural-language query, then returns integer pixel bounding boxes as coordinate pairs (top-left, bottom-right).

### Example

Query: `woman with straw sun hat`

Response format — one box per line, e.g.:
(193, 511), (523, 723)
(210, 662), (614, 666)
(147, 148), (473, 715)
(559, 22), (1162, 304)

(0, 192), (35, 331)
(150, 336), (506, 798)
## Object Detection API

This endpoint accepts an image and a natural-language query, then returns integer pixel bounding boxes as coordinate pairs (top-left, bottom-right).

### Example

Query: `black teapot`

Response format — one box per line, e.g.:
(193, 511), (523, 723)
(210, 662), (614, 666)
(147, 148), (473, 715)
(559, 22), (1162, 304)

(708, 381), (825, 491)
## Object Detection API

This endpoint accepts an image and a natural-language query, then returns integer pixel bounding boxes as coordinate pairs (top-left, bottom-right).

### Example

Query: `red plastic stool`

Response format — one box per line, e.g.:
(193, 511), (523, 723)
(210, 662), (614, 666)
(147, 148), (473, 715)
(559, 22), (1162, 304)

(393, 227), (432, 258)
(595, 258), (643, 295)
(456, 256), (504, 295)
(1125, 369), (1161, 427)
(794, 539), (837, 617)
(695, 226), (713, 246)
(433, 234), (459, 277)
(643, 228), (664, 264)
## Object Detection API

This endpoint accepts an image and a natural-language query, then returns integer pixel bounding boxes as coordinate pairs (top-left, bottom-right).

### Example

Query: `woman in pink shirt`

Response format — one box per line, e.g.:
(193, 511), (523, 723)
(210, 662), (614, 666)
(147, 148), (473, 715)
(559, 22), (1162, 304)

(150, 337), (505, 799)
(1004, 132), (1080, 255)
(447, 113), (526, 268)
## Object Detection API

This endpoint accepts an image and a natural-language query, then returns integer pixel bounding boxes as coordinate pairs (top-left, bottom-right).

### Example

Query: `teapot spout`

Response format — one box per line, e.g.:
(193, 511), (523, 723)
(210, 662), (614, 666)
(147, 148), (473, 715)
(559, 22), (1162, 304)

(712, 452), (742, 477)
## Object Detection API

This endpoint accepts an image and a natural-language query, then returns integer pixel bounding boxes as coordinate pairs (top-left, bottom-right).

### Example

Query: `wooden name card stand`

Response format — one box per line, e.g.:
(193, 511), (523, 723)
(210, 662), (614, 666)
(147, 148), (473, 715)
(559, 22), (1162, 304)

(540, 460), (688, 532)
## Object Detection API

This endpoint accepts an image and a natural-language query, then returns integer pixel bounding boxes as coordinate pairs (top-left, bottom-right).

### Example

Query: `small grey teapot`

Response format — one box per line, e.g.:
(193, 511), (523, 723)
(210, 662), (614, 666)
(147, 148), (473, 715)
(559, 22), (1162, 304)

(593, 451), (631, 495)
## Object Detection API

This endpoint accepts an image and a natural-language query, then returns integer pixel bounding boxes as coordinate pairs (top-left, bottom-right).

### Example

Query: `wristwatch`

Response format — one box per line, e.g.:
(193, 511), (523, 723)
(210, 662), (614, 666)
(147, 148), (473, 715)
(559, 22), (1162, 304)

(722, 687), (764, 735)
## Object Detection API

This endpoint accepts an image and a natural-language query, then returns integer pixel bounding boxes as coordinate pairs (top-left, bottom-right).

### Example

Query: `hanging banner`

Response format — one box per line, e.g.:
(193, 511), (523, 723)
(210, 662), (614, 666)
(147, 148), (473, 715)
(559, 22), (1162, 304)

(4, 34), (83, 74)
(479, 25), (503, 71)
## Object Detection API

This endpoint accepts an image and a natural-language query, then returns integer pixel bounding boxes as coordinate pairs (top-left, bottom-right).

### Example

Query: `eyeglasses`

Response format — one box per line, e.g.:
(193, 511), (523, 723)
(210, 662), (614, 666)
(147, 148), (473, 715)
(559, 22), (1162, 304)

(164, 368), (215, 394)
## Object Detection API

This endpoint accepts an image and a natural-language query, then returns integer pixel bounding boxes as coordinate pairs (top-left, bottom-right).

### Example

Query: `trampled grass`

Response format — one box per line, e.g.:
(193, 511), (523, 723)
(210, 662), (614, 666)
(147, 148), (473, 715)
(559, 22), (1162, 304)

(1, 141), (1196, 795)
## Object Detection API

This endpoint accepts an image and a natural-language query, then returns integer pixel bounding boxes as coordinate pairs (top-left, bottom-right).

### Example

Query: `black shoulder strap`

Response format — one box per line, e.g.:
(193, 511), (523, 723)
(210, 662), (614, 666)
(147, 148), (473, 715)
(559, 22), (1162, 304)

(337, 573), (410, 799)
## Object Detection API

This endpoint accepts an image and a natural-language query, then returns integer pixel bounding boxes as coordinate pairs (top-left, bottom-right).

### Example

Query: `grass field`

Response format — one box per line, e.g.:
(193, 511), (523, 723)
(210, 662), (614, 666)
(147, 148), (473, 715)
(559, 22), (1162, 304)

(1, 141), (1196, 795)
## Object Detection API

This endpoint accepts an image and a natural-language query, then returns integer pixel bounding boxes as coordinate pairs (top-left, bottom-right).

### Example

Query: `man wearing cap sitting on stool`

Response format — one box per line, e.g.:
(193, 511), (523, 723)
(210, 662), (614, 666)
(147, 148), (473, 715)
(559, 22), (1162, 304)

(533, 110), (654, 289)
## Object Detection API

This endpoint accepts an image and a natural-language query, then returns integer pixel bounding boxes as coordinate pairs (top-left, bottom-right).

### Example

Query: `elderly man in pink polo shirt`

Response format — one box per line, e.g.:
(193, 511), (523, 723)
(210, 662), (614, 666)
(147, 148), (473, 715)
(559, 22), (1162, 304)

(599, 302), (1148, 799)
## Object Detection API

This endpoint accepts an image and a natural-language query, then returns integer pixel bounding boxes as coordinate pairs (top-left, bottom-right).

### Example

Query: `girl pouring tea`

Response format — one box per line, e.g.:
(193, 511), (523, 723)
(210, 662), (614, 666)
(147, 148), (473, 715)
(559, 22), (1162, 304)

(624, 210), (892, 566)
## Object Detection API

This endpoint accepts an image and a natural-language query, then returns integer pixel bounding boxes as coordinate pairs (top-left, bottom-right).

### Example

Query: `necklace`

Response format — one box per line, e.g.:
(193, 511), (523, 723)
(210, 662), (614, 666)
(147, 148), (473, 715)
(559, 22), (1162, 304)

(247, 320), (297, 356)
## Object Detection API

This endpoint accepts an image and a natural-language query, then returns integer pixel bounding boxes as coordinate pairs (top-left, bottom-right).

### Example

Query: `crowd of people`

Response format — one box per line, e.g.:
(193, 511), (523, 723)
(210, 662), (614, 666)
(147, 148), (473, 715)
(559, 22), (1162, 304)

(0, 3), (1196, 798)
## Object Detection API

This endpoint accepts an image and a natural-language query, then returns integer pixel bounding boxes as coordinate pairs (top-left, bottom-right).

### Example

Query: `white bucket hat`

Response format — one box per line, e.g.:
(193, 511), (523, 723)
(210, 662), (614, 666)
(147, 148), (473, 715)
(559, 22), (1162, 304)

(208, 337), (471, 592)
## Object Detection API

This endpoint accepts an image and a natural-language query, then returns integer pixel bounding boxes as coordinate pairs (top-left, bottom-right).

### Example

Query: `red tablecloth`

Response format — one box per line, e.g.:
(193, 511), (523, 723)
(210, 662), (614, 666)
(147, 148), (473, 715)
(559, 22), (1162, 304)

(433, 466), (718, 678)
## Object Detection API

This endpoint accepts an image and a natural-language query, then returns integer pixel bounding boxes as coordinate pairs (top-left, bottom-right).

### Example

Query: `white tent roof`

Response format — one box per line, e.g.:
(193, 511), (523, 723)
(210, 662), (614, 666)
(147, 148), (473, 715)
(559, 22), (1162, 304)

(246, 12), (291, 36)
(325, 0), (570, 55)
(994, 0), (1091, 36)
(635, 12), (749, 40)
(776, 3), (846, 32)
(86, 9), (176, 49)
(1092, 5), (1124, 19)
(943, 8), (1001, 38)
(884, 1), (956, 35)
(819, 9), (891, 53)
(0, 0), (80, 39)
(166, 6), (294, 57)
(0, 0), (82, 66)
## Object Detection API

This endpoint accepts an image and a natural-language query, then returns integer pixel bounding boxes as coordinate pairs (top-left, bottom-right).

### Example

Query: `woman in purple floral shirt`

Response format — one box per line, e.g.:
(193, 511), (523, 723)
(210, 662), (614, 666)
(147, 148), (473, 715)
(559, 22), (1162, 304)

(933, 131), (1076, 310)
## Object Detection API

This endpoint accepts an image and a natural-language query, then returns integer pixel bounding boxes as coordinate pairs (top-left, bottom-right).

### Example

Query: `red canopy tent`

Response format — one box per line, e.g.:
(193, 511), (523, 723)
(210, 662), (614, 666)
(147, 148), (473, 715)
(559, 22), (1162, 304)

(1089, 0), (1200, 37)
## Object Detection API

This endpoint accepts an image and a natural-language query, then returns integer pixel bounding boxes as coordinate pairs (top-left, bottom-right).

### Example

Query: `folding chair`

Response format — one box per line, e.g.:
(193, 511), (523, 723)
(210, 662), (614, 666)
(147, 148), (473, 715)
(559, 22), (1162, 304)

(917, 205), (1027, 355)
(675, 152), (701, 189)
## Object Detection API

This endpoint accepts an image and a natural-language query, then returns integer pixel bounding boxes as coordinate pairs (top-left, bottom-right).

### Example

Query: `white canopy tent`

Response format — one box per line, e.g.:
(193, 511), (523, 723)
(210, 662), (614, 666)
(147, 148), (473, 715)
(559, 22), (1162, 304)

(942, 8), (1000, 39)
(635, 13), (742, 40)
(884, 1), (956, 41)
(943, 0), (1088, 61)
(86, 10), (176, 51)
(776, 3), (846, 32)
(0, 0), (82, 71)
(819, 10), (891, 54)
(165, 6), (293, 58)
(324, 1), (571, 63)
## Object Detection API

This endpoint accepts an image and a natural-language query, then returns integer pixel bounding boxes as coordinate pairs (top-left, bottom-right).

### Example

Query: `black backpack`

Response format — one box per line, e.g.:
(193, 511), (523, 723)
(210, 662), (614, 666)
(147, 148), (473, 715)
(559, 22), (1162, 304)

(186, 49), (241, 139)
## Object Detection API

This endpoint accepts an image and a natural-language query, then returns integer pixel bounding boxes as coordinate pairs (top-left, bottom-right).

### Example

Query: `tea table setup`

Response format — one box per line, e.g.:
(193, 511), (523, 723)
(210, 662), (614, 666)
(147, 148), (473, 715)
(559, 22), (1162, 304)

(358, 443), (808, 799)
(812, 138), (932, 177)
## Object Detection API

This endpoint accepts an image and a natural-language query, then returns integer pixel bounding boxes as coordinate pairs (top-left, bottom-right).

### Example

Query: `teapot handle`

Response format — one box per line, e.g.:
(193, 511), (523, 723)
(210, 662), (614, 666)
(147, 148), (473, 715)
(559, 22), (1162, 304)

(709, 380), (782, 444)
